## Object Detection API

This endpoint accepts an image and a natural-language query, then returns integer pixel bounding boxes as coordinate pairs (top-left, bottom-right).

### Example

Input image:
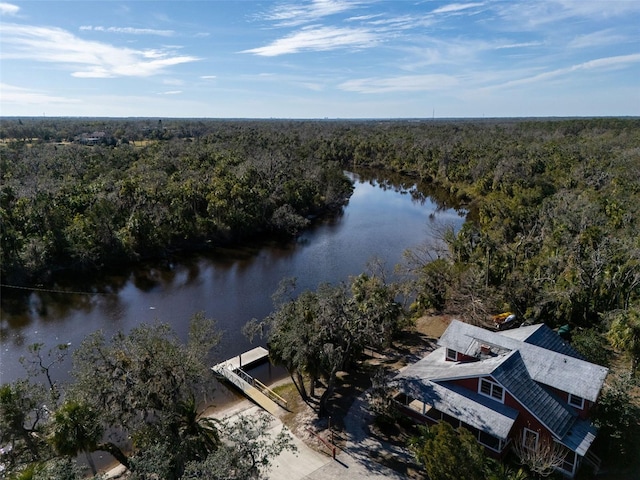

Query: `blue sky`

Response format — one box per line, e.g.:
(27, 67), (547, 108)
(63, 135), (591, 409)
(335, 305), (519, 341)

(1, 0), (638, 118)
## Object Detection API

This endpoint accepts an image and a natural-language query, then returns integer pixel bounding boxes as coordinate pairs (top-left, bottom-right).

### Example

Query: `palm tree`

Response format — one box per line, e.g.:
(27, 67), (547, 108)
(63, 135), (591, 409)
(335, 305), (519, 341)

(170, 395), (220, 474)
(48, 401), (103, 475)
(608, 308), (640, 374)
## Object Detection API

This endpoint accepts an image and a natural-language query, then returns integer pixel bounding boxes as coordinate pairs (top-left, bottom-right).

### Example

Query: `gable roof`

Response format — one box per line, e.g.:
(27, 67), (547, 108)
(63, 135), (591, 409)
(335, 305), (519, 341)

(438, 320), (608, 402)
(398, 345), (505, 382)
(491, 350), (575, 438)
(499, 323), (585, 360)
(396, 347), (576, 439)
(395, 348), (518, 440)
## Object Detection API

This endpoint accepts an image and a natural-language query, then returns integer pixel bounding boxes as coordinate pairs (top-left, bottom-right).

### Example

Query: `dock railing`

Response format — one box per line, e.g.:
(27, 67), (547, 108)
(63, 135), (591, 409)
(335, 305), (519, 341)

(235, 368), (288, 410)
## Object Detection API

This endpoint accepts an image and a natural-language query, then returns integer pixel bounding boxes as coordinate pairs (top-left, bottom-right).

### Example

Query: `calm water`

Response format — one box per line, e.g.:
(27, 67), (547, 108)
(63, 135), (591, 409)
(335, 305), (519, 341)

(0, 172), (466, 395)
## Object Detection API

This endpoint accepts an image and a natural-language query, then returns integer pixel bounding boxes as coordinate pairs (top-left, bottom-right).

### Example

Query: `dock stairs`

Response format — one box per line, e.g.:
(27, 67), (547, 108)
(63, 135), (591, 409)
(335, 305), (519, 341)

(212, 347), (288, 415)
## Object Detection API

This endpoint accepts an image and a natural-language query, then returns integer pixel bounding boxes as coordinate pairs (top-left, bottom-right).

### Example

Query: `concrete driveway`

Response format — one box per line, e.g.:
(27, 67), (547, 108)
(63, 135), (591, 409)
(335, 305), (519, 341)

(230, 392), (409, 480)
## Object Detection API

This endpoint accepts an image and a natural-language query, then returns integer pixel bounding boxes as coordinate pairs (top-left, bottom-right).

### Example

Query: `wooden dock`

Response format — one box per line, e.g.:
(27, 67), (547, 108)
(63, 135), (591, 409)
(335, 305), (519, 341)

(212, 347), (288, 415)
(212, 346), (270, 371)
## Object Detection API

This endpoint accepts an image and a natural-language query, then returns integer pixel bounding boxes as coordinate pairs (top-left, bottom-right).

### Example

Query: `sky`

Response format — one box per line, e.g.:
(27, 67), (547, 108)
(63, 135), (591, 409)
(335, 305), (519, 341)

(0, 0), (639, 118)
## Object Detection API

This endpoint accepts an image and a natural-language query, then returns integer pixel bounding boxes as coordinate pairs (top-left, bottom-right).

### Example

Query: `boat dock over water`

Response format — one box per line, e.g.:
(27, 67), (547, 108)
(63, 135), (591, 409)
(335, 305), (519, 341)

(212, 347), (288, 415)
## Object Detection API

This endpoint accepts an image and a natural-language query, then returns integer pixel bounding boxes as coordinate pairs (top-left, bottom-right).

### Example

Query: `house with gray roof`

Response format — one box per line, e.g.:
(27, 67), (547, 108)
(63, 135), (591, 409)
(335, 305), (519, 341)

(393, 320), (608, 477)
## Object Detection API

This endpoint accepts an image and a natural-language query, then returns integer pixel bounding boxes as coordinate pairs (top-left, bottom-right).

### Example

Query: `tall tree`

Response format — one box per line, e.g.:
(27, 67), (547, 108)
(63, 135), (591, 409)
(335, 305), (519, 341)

(19, 342), (70, 405)
(68, 312), (221, 476)
(593, 371), (640, 464)
(261, 274), (403, 416)
(0, 380), (51, 474)
(48, 401), (103, 475)
(30, 457), (92, 480)
(608, 308), (640, 374)
(181, 411), (295, 480)
(260, 287), (322, 402)
(171, 395), (221, 474)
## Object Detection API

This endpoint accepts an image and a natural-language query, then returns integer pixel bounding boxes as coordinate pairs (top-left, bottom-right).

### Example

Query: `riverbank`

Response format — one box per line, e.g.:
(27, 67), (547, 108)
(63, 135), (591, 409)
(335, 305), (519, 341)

(101, 315), (451, 479)
(1, 172), (463, 389)
(101, 377), (321, 480)
(101, 396), (267, 479)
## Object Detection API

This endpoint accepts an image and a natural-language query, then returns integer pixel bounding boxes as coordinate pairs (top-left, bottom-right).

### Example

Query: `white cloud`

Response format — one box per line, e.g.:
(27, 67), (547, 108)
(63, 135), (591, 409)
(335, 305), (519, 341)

(347, 13), (383, 22)
(200, 75), (217, 79)
(495, 41), (543, 50)
(365, 13), (434, 31)
(79, 25), (175, 36)
(159, 90), (182, 95)
(1, 23), (198, 78)
(432, 3), (484, 15)
(554, 0), (640, 19)
(0, 83), (79, 105)
(0, 2), (19, 15)
(494, 53), (640, 89)
(495, 0), (640, 30)
(298, 82), (324, 91)
(260, 0), (358, 27)
(242, 25), (377, 56)
(339, 74), (459, 93)
(568, 29), (629, 49)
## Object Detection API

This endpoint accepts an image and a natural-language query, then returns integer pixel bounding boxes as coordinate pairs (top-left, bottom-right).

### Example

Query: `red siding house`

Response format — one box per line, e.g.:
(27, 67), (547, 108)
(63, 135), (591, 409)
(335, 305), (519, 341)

(393, 320), (608, 477)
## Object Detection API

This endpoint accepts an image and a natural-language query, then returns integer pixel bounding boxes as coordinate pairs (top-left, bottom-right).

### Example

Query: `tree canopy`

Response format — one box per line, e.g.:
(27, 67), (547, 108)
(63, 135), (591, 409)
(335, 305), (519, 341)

(0, 313), (292, 480)
(1, 119), (354, 281)
(258, 273), (404, 415)
(2, 116), (639, 476)
(410, 422), (486, 480)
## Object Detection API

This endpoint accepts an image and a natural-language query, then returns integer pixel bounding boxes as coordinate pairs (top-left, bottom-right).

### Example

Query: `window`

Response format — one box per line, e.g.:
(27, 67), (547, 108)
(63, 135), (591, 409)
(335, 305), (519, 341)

(442, 413), (460, 427)
(446, 348), (458, 361)
(479, 378), (504, 402)
(425, 407), (442, 422)
(478, 431), (503, 452)
(559, 449), (576, 475)
(523, 428), (539, 452)
(568, 393), (584, 409)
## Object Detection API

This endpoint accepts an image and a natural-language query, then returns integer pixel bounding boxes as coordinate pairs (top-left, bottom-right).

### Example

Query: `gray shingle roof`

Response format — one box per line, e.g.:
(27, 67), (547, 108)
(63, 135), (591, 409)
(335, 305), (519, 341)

(491, 350), (575, 438)
(499, 323), (585, 360)
(396, 346), (502, 381)
(438, 320), (608, 401)
(560, 418), (598, 456)
(396, 347), (577, 439)
(394, 321), (608, 457)
(395, 360), (518, 440)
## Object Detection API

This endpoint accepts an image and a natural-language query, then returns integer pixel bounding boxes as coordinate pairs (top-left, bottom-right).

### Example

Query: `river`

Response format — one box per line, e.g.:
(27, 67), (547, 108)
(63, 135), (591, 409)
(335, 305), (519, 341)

(0, 171), (466, 398)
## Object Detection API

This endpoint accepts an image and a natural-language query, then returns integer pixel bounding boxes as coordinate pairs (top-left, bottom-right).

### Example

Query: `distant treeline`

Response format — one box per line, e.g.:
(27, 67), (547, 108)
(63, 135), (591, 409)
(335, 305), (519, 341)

(367, 117), (640, 330)
(0, 119), (357, 281)
(1, 118), (639, 332)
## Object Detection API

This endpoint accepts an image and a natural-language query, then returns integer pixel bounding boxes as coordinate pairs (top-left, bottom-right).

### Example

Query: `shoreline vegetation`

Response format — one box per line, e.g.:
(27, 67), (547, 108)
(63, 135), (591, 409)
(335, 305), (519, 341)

(3, 116), (636, 286)
(2, 117), (639, 479)
(103, 314), (451, 479)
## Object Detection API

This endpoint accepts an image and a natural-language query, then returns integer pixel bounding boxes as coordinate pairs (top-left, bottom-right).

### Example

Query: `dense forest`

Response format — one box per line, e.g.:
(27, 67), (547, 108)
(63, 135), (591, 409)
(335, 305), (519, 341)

(1, 117), (639, 478)
(0, 119), (354, 282)
(2, 117), (638, 329)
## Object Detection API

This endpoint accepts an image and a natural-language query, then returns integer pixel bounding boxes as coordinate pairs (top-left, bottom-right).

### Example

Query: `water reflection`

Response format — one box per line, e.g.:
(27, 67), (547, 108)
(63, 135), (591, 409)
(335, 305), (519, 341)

(1, 171), (467, 384)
